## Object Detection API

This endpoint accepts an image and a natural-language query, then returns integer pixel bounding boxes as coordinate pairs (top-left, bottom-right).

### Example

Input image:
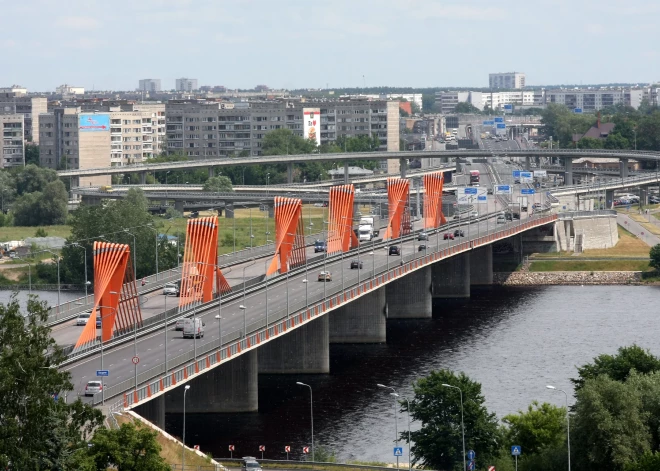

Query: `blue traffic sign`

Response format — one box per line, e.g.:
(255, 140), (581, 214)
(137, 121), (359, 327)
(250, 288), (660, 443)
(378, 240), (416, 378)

(495, 185), (512, 194)
(96, 370), (109, 377)
(467, 459), (475, 470)
(496, 123), (506, 129)
(511, 446), (522, 456)
(512, 170), (521, 178)
(477, 195), (487, 201)
(574, 108), (583, 114)
(464, 187), (478, 195)
(503, 104), (513, 110)
(521, 188), (535, 195)
(494, 117), (504, 123)
(467, 450), (476, 460)
(483, 120), (494, 126)
(393, 447), (403, 457)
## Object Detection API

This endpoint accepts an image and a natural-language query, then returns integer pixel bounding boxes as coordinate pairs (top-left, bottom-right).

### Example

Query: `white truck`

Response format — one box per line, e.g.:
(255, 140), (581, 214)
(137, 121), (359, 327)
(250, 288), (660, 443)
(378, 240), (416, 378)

(357, 216), (380, 242)
(183, 318), (205, 339)
(518, 196), (529, 212)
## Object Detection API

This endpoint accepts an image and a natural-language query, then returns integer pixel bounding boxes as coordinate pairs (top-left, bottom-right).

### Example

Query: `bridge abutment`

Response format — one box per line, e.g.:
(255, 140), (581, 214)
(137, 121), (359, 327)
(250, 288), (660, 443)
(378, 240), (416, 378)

(165, 349), (258, 413)
(385, 266), (432, 318)
(431, 252), (470, 298)
(135, 394), (165, 429)
(469, 245), (493, 285)
(258, 315), (329, 374)
(329, 288), (386, 343)
(606, 189), (614, 209)
(344, 163), (350, 184)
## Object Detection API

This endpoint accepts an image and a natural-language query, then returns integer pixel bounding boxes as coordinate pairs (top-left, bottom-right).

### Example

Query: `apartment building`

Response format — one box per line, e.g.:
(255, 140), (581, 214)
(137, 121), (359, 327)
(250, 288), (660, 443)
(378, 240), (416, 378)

(138, 79), (162, 93)
(1, 114), (25, 168)
(165, 99), (400, 173)
(0, 94), (48, 144)
(175, 78), (198, 92)
(434, 92), (470, 114)
(56, 84), (85, 95)
(489, 72), (526, 89)
(545, 88), (644, 111)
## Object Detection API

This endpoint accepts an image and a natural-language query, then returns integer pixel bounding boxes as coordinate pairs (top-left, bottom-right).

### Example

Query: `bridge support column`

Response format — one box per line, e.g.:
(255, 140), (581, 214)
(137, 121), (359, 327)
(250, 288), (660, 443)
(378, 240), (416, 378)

(225, 202), (234, 218)
(165, 349), (258, 413)
(174, 200), (184, 213)
(455, 156), (462, 174)
(606, 189), (614, 209)
(640, 185), (649, 206)
(564, 158), (573, 185)
(287, 162), (294, 184)
(258, 315), (329, 373)
(386, 266), (432, 318)
(525, 156), (531, 171)
(470, 245), (493, 285)
(139, 171), (147, 185)
(208, 167), (215, 178)
(344, 162), (349, 184)
(432, 252), (470, 298)
(620, 159), (629, 178)
(329, 288), (386, 343)
(353, 202), (360, 220)
(267, 204), (274, 218)
(414, 178), (421, 218)
(400, 158), (408, 178)
(135, 395), (165, 429)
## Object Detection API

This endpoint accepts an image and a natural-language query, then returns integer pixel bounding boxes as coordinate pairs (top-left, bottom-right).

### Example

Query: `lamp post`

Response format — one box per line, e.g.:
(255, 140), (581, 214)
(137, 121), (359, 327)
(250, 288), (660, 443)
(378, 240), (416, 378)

(441, 383), (466, 471)
(182, 384), (191, 469)
(240, 259), (256, 337)
(41, 249), (61, 314)
(15, 256), (32, 293)
(296, 382), (314, 461)
(392, 392), (412, 471)
(123, 228), (138, 281)
(377, 384), (400, 470)
(547, 385), (571, 471)
(96, 304), (117, 405)
(145, 223), (159, 281)
(69, 243), (89, 303)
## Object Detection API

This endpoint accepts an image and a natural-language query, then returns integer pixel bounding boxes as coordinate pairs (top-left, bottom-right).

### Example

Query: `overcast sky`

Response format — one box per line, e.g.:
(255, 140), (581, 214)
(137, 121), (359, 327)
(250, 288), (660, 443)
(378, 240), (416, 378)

(2, 0), (658, 91)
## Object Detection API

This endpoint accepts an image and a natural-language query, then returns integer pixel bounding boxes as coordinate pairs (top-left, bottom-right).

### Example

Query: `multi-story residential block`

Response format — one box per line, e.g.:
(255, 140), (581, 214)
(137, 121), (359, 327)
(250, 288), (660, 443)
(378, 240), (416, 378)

(165, 99), (400, 173)
(489, 72), (526, 89)
(1, 114), (25, 168)
(56, 84), (85, 95)
(545, 88), (644, 111)
(138, 79), (162, 93)
(0, 93), (47, 144)
(434, 92), (470, 114)
(0, 85), (27, 96)
(175, 78), (198, 92)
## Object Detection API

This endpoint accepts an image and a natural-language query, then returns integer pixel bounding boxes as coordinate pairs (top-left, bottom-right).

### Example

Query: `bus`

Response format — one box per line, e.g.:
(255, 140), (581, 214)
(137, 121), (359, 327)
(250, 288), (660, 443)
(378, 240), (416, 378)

(469, 170), (480, 186)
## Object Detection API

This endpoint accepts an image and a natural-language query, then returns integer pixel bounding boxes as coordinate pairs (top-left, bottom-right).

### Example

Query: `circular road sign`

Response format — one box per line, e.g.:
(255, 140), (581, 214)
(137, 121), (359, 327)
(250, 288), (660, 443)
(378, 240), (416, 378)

(131, 356), (139, 365)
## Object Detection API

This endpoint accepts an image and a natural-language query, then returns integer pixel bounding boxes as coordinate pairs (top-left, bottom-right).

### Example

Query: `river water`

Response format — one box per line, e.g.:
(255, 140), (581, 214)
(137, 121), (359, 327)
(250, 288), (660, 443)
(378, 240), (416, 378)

(0, 290), (84, 311)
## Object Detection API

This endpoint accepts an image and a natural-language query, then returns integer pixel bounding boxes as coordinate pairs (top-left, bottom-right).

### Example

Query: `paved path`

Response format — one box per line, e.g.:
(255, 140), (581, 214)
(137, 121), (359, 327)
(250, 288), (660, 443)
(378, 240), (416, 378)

(617, 213), (660, 247)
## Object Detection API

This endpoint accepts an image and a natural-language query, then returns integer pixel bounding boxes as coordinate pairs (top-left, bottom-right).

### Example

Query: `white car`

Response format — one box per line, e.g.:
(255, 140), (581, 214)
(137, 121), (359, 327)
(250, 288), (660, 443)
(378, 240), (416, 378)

(84, 380), (103, 396)
(163, 284), (179, 296)
(76, 313), (91, 326)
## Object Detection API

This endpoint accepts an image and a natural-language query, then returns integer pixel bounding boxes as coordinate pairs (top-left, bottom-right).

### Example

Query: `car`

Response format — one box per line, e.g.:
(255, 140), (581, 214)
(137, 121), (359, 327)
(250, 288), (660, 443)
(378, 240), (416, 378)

(84, 380), (103, 397)
(163, 284), (179, 296)
(418, 244), (427, 251)
(464, 161), (472, 165)
(443, 232), (454, 240)
(454, 229), (465, 237)
(76, 313), (91, 326)
(487, 188), (493, 195)
(505, 212), (513, 221)
(532, 203), (542, 210)
(175, 319), (186, 331)
(96, 315), (102, 328)
(471, 211), (479, 218)
(388, 245), (401, 256)
(242, 457), (263, 471)
(314, 240), (327, 253)
(317, 271), (332, 282)
(417, 232), (429, 241)
(188, 210), (199, 219)
(496, 215), (506, 224)
(350, 260), (363, 269)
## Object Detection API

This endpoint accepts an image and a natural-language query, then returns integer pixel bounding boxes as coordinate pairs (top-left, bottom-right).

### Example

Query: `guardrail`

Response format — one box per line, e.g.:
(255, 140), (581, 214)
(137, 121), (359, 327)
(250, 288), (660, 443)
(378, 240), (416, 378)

(557, 209), (617, 219)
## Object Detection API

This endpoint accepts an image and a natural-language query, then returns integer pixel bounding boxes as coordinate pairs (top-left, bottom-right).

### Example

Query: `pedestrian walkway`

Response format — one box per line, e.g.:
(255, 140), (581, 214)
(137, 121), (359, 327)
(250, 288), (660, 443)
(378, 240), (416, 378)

(617, 213), (660, 247)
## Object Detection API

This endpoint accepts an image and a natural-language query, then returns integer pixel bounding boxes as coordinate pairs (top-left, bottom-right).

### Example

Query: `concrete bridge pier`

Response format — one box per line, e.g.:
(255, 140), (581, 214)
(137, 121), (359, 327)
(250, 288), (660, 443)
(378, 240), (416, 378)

(455, 156), (462, 174)
(470, 245), (493, 285)
(400, 158), (408, 178)
(606, 189), (614, 209)
(344, 162), (350, 184)
(287, 162), (294, 184)
(174, 200), (184, 213)
(431, 252), (470, 298)
(208, 167), (215, 179)
(620, 159), (629, 178)
(525, 156), (531, 171)
(258, 315), (329, 374)
(140, 171), (147, 185)
(165, 349), (258, 413)
(564, 158), (573, 185)
(135, 395), (165, 429)
(267, 204), (274, 218)
(640, 185), (649, 206)
(386, 266), (432, 318)
(225, 202), (234, 218)
(329, 288), (386, 343)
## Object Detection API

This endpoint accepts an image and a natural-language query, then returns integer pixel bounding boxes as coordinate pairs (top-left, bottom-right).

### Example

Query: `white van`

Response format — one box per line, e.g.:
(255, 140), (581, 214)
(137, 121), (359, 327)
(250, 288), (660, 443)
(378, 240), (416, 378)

(183, 318), (205, 339)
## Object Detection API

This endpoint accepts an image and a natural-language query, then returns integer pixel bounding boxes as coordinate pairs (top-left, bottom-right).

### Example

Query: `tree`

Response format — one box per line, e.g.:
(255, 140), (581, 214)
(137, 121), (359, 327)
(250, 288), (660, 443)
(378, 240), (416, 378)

(604, 133), (630, 149)
(625, 452), (660, 471)
(502, 401), (566, 456)
(454, 102), (481, 114)
(11, 191), (42, 226)
(578, 137), (604, 149)
(411, 101), (421, 115)
(422, 94), (437, 113)
(0, 295), (104, 469)
(572, 344), (660, 391)
(650, 245), (660, 270)
(11, 164), (58, 195)
(261, 128), (316, 155)
(25, 143), (40, 166)
(203, 175), (233, 192)
(405, 370), (501, 470)
(12, 180), (67, 226)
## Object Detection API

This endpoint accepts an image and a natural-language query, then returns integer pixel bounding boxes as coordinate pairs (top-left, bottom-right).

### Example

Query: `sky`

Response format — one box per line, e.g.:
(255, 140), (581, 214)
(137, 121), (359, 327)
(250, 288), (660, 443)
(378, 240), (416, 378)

(2, 0), (659, 92)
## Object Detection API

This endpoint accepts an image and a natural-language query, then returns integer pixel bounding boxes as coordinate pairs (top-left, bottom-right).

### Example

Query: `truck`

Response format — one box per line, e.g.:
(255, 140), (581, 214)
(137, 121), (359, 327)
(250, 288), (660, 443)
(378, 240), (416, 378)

(469, 170), (480, 186)
(357, 216), (380, 242)
(182, 318), (205, 339)
(518, 196), (529, 212)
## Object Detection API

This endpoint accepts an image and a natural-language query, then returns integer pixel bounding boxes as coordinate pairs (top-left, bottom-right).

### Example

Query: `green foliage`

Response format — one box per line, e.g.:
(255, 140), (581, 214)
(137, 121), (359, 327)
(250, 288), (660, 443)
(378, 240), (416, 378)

(540, 104), (597, 147)
(11, 164), (59, 195)
(25, 143), (40, 166)
(422, 94), (436, 113)
(10, 180), (68, 226)
(0, 295), (104, 469)
(604, 133), (630, 149)
(625, 452), (660, 471)
(203, 175), (234, 192)
(34, 227), (48, 237)
(502, 401), (566, 456)
(399, 108), (409, 117)
(262, 128), (316, 156)
(454, 102), (482, 114)
(650, 244), (660, 270)
(313, 445), (337, 463)
(406, 370), (501, 470)
(578, 137), (604, 149)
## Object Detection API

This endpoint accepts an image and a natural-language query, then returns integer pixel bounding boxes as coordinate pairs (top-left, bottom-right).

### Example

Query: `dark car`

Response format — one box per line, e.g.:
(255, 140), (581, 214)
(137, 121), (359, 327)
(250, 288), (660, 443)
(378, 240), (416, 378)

(417, 232), (429, 241)
(504, 212), (513, 221)
(443, 232), (454, 240)
(454, 229), (465, 237)
(314, 240), (327, 253)
(350, 260), (363, 269)
(487, 188), (493, 195)
(418, 244), (427, 252)
(96, 315), (101, 329)
(389, 245), (401, 256)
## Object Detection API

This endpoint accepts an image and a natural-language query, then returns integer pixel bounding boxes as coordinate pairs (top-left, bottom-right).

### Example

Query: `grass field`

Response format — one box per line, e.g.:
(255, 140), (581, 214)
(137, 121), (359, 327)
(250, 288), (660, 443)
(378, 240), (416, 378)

(582, 226), (651, 258)
(0, 225), (71, 240)
(529, 260), (651, 272)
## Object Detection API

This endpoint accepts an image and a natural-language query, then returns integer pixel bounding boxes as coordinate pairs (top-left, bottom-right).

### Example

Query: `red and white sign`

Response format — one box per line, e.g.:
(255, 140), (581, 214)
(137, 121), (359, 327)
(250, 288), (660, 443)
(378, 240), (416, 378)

(488, 467), (496, 471)
(303, 447), (310, 454)
(131, 356), (139, 365)
(194, 445), (200, 451)
(303, 108), (321, 146)
(228, 445), (235, 451)
(284, 446), (291, 453)
(259, 445), (265, 452)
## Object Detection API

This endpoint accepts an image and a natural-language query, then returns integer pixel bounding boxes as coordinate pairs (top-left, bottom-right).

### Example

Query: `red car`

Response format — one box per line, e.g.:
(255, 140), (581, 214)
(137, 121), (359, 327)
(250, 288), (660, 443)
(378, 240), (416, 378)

(443, 233), (454, 240)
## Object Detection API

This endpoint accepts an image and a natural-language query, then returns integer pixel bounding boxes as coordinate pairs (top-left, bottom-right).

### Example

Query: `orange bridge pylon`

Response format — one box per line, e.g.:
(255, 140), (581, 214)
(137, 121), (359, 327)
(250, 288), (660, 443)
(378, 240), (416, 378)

(267, 197), (307, 275)
(179, 216), (232, 313)
(383, 178), (411, 240)
(423, 171), (447, 229)
(74, 242), (142, 351)
(327, 184), (358, 254)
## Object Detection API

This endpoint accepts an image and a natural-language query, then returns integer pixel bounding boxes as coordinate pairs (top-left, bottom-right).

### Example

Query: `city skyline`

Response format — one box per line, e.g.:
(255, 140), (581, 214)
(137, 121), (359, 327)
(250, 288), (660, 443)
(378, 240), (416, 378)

(2, 0), (659, 91)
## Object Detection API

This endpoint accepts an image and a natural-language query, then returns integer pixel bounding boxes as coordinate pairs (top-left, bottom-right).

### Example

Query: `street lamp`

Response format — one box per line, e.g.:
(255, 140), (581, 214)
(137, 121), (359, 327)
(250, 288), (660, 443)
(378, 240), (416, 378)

(547, 385), (571, 471)
(96, 303), (117, 405)
(145, 223), (159, 281)
(182, 384), (191, 469)
(442, 383), (466, 471)
(391, 392), (412, 471)
(296, 382), (314, 461)
(377, 384), (400, 470)
(240, 259), (256, 337)
(123, 228), (138, 281)
(69, 243), (89, 303)
(41, 249), (61, 314)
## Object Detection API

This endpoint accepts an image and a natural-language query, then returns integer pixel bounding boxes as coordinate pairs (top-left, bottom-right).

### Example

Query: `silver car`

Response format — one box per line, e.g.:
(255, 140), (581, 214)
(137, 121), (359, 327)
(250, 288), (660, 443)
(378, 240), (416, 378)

(84, 380), (102, 396)
(76, 313), (91, 326)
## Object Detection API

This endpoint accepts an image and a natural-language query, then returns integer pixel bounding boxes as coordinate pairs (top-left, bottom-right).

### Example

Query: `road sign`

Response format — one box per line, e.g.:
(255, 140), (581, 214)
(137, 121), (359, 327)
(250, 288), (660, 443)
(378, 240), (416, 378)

(488, 467), (496, 471)
(393, 447), (403, 457)
(259, 445), (265, 452)
(574, 108), (583, 113)
(131, 356), (139, 365)
(503, 104), (513, 110)
(521, 188), (535, 195)
(468, 459), (475, 470)
(483, 120), (494, 126)
(511, 445), (522, 456)
(494, 117), (504, 123)
(477, 195), (487, 202)
(194, 445), (200, 451)
(495, 185), (512, 195)
(464, 187), (478, 195)
(228, 445), (235, 451)
(457, 187), (487, 205)
(467, 450), (476, 460)
(512, 170), (521, 178)
(285, 446), (291, 453)
(520, 171), (533, 183)
(303, 447), (310, 454)
(533, 170), (547, 178)
(496, 123), (506, 129)
(96, 370), (109, 377)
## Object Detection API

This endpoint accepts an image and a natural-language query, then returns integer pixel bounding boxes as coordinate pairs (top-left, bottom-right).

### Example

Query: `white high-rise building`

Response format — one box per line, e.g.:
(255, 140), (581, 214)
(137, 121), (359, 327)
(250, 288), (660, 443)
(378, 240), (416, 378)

(175, 78), (198, 92)
(138, 79), (161, 92)
(489, 72), (526, 89)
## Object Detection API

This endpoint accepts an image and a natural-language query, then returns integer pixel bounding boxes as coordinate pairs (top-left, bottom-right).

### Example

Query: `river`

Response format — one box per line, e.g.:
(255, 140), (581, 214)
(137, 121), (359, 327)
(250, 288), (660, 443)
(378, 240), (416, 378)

(0, 290), (84, 311)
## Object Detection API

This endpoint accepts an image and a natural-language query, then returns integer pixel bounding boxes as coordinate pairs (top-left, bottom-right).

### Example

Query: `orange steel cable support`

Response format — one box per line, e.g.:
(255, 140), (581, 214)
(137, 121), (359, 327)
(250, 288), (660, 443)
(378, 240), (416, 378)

(423, 172), (447, 229)
(74, 242), (142, 350)
(327, 184), (358, 254)
(179, 216), (231, 313)
(382, 178), (411, 240)
(267, 197), (307, 275)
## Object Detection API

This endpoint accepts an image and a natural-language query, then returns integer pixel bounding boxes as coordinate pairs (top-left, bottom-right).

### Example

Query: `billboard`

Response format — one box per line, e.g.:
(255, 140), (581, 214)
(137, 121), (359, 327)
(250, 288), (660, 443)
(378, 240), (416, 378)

(494, 116), (504, 123)
(574, 108), (583, 114)
(79, 114), (110, 132)
(303, 108), (321, 146)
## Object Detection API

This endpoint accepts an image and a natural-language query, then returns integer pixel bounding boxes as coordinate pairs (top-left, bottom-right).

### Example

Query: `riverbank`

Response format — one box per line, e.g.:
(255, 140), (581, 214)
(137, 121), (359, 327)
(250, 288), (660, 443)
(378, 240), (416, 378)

(494, 271), (648, 285)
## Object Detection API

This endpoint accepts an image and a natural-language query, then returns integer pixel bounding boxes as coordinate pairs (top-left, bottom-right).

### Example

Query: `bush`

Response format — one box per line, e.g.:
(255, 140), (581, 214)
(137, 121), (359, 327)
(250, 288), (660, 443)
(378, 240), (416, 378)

(34, 227), (48, 237)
